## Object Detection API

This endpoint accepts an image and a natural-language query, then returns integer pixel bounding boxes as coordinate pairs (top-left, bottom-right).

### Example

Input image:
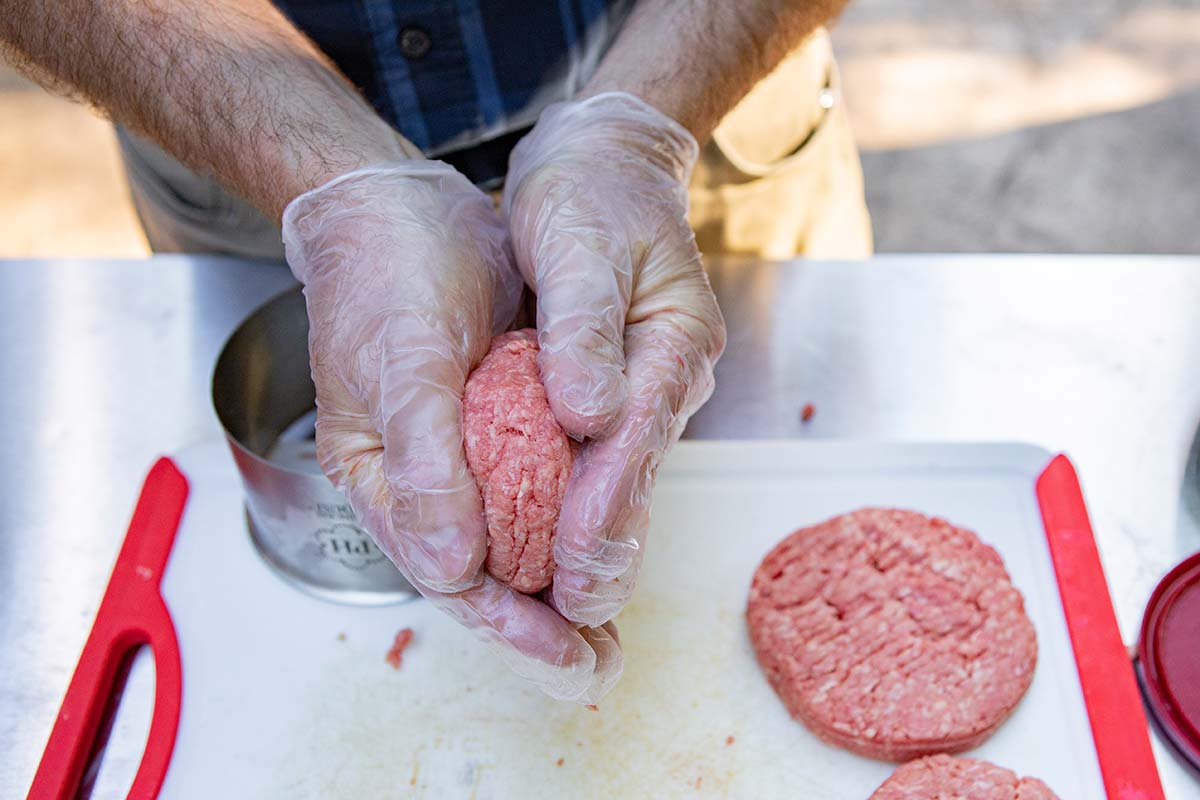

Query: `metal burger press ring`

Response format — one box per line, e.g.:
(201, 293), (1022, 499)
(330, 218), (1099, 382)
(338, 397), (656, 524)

(213, 288), (418, 605)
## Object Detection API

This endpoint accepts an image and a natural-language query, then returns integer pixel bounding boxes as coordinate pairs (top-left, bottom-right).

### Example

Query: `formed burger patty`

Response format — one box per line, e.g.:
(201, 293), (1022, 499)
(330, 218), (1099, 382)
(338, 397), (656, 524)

(746, 508), (1037, 761)
(869, 754), (1060, 799)
(463, 329), (574, 594)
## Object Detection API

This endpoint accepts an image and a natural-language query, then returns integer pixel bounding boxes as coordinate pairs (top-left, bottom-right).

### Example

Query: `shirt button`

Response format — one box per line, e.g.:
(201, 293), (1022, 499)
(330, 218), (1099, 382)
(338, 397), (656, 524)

(398, 26), (432, 60)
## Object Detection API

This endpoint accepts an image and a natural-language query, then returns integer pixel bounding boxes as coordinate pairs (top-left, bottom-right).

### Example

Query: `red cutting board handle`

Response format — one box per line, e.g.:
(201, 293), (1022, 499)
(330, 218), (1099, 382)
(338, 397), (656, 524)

(28, 458), (189, 800)
(1037, 454), (1165, 800)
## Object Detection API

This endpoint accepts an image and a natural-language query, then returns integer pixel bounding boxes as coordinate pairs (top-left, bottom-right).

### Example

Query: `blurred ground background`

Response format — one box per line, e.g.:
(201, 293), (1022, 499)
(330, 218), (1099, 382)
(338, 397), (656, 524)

(837, 0), (1200, 253)
(1, 0), (1198, 256)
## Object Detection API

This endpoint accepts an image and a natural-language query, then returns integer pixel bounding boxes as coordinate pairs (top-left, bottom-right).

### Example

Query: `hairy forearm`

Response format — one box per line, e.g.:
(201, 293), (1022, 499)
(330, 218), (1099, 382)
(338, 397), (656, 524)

(585, 0), (847, 143)
(0, 0), (419, 220)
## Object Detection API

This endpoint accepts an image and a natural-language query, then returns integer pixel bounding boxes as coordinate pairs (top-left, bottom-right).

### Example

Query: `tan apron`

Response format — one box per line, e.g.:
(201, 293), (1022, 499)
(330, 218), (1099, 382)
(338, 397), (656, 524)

(689, 29), (873, 259)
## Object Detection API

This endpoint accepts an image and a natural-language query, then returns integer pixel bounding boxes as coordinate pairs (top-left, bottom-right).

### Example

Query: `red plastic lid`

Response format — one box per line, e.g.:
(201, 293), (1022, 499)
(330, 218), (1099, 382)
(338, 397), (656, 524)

(1137, 550), (1200, 774)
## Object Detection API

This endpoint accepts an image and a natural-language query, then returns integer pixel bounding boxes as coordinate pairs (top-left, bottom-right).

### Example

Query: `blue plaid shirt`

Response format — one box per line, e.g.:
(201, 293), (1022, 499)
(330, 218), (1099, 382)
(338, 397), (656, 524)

(277, 0), (632, 185)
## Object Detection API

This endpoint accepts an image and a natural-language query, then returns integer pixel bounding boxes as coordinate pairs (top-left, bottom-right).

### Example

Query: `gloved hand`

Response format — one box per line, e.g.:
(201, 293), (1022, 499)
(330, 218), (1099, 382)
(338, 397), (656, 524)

(503, 93), (727, 627)
(282, 161), (622, 702)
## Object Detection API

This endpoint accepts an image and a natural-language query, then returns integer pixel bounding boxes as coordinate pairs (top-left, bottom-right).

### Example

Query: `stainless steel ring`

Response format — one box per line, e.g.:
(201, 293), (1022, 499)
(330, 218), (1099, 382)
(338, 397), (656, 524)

(212, 288), (418, 605)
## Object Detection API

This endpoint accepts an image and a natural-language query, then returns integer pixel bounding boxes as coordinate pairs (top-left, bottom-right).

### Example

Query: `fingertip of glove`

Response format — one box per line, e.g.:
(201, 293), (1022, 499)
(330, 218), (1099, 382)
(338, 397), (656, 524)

(546, 377), (627, 441)
(531, 631), (623, 704)
(395, 537), (485, 594)
(489, 631), (599, 702)
(573, 623), (624, 704)
(409, 565), (483, 595)
(550, 569), (632, 628)
(537, 334), (629, 439)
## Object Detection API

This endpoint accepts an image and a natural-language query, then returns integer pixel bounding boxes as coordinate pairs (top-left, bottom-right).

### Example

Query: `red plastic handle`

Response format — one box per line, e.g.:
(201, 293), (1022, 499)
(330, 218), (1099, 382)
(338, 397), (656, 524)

(1036, 454), (1164, 800)
(29, 458), (189, 800)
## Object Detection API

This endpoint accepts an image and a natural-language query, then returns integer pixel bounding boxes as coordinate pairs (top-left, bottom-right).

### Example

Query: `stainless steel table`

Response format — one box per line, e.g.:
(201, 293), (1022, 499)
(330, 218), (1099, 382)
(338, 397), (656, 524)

(2, 255), (1198, 797)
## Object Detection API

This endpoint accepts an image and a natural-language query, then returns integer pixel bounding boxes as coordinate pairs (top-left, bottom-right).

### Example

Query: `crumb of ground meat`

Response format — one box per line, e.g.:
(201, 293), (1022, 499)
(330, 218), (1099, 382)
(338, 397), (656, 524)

(585, 704), (598, 711)
(801, 403), (815, 423)
(385, 628), (414, 670)
(556, 758), (564, 767)
(726, 736), (735, 746)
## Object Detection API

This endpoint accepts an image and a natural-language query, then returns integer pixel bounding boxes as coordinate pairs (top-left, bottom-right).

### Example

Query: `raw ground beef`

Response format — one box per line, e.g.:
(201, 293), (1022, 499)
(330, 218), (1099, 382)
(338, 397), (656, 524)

(385, 628), (414, 670)
(869, 754), (1060, 799)
(462, 329), (575, 593)
(746, 508), (1038, 761)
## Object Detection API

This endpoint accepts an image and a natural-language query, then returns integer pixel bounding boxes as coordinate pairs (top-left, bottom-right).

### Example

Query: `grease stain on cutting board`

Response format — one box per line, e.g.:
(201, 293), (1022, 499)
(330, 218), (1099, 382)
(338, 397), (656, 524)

(277, 584), (756, 798)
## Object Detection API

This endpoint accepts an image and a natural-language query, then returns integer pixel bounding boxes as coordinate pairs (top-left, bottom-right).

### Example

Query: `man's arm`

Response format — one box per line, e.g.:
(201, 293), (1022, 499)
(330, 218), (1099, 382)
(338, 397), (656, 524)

(583, 0), (847, 143)
(0, 0), (419, 220)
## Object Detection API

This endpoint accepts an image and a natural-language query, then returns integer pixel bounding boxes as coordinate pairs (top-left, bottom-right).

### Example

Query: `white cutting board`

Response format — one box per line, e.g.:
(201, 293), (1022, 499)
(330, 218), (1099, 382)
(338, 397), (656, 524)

(157, 440), (1103, 799)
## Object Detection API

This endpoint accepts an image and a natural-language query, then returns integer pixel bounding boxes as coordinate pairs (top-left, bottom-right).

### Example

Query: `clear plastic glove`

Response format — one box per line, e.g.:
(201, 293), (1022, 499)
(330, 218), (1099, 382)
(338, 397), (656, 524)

(282, 161), (622, 702)
(503, 93), (727, 627)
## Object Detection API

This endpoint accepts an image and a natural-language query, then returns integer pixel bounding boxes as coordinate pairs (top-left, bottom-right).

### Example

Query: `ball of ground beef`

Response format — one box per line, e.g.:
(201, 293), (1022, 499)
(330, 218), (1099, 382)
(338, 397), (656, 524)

(463, 329), (575, 593)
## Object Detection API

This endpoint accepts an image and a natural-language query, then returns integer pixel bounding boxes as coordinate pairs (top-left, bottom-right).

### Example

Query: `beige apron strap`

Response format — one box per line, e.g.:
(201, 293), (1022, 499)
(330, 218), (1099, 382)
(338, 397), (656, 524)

(688, 29), (873, 259)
